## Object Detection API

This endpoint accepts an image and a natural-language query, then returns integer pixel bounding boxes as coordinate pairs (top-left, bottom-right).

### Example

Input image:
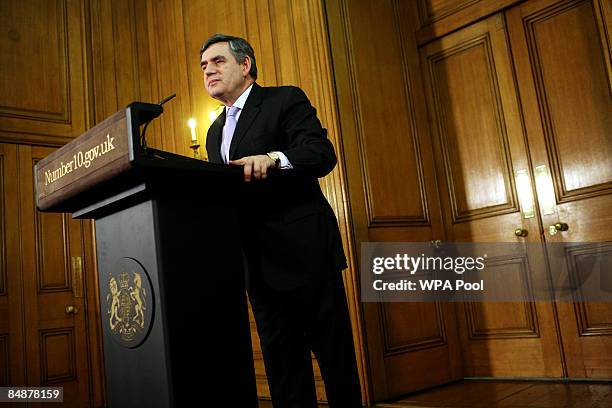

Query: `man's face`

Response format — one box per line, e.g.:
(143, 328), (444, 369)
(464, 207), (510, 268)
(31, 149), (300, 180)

(201, 42), (250, 104)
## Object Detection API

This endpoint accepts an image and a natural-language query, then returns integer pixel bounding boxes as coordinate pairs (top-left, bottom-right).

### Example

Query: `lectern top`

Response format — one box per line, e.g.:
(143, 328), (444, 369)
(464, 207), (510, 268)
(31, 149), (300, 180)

(35, 102), (240, 213)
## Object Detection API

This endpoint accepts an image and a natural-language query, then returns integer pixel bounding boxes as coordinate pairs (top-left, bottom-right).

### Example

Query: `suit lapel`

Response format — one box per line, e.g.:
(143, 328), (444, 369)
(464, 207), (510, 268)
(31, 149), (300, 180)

(229, 83), (262, 161)
(207, 109), (226, 164)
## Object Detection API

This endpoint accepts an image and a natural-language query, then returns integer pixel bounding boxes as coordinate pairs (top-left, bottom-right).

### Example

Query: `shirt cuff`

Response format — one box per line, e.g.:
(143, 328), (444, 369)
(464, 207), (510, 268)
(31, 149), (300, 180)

(273, 151), (293, 170)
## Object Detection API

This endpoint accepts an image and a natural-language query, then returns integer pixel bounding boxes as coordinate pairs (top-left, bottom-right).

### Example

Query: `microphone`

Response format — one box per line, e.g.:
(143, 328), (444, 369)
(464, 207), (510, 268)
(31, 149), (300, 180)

(140, 93), (177, 153)
(158, 93), (176, 106)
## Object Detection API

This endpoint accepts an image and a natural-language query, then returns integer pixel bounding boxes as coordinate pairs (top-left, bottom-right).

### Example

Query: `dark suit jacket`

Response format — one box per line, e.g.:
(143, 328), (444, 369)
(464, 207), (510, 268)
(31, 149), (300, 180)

(206, 83), (347, 290)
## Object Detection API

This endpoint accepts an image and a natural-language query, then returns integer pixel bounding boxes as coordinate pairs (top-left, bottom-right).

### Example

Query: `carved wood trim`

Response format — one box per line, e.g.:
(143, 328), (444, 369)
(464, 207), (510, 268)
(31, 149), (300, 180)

(522, 0), (612, 204)
(426, 34), (519, 223)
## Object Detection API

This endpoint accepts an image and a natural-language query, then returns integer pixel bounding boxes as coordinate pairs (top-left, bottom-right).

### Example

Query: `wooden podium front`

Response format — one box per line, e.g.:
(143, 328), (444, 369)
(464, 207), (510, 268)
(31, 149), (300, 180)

(35, 103), (258, 407)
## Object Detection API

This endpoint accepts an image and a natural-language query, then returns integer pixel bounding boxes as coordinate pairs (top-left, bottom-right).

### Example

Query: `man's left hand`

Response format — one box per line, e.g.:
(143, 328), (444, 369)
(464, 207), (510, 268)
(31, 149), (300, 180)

(230, 155), (276, 182)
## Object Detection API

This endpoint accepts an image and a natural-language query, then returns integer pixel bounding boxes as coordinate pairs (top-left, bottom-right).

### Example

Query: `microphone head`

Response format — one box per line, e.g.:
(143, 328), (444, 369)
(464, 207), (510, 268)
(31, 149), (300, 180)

(158, 93), (177, 106)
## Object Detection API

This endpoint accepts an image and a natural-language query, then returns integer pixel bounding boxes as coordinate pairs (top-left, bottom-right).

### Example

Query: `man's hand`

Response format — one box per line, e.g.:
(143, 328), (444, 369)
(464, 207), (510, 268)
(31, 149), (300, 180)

(230, 155), (276, 182)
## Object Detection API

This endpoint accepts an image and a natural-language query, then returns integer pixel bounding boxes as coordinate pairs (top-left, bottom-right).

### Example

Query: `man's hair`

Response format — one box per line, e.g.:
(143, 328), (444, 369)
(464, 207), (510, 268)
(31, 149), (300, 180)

(200, 34), (258, 80)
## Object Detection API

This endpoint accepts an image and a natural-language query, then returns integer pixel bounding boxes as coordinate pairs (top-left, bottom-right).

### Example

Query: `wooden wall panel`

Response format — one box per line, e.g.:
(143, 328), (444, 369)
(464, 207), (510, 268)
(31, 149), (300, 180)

(242, 0), (279, 87)
(344, 0), (431, 227)
(90, 0), (153, 117)
(327, 0), (462, 402)
(267, 0), (302, 86)
(0, 1), (67, 119)
(143, 1), (191, 155)
(181, 0), (248, 158)
(0, 0), (88, 144)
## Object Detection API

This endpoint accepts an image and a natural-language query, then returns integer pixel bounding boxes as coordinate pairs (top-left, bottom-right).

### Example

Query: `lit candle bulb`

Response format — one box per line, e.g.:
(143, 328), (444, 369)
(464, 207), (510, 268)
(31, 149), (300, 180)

(187, 118), (197, 142)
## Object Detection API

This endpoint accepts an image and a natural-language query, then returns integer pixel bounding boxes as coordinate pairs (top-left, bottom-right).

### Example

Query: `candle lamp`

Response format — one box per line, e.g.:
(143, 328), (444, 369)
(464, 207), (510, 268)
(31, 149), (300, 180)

(187, 117), (201, 159)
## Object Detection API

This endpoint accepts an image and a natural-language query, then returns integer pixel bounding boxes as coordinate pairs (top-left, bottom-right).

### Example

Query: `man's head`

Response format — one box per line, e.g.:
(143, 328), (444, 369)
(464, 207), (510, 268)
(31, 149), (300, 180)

(200, 34), (258, 105)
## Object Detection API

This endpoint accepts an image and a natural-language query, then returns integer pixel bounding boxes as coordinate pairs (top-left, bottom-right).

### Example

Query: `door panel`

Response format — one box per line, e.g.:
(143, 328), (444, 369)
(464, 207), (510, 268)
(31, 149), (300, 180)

(421, 13), (531, 242)
(377, 301), (461, 396)
(18, 145), (90, 407)
(421, 13), (564, 377)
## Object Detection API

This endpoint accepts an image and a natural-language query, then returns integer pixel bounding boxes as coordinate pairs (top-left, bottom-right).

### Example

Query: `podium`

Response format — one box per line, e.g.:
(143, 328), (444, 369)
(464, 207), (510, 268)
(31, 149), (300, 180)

(35, 103), (258, 407)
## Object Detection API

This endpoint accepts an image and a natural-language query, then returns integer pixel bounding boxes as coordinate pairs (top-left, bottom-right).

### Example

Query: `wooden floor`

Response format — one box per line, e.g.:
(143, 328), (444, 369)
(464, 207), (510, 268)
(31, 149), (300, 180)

(259, 380), (612, 407)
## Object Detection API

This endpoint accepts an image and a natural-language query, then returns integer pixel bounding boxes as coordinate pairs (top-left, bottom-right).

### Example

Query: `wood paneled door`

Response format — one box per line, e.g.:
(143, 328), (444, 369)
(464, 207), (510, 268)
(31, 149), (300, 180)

(0, 143), (102, 407)
(420, 12), (564, 378)
(507, 0), (612, 378)
(421, 0), (611, 379)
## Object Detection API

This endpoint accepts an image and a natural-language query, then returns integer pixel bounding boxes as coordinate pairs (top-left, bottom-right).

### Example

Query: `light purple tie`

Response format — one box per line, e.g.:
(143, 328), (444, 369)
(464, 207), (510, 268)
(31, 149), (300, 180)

(221, 106), (240, 164)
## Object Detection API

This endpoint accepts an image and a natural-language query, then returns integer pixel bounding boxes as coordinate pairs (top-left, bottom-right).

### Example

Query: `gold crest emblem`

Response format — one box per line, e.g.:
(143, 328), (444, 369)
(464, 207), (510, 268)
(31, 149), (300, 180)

(107, 270), (147, 342)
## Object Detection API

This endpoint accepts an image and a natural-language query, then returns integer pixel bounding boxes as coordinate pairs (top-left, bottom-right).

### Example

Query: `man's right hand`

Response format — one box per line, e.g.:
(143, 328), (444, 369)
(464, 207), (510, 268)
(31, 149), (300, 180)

(230, 155), (276, 182)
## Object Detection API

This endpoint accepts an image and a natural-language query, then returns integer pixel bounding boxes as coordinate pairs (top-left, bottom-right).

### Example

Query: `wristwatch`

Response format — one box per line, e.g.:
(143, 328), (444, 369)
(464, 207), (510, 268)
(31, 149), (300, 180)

(266, 152), (281, 169)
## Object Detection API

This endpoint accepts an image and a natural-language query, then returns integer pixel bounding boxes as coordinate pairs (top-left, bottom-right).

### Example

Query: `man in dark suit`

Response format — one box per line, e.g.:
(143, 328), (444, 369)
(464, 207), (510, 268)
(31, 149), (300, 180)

(201, 34), (362, 407)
